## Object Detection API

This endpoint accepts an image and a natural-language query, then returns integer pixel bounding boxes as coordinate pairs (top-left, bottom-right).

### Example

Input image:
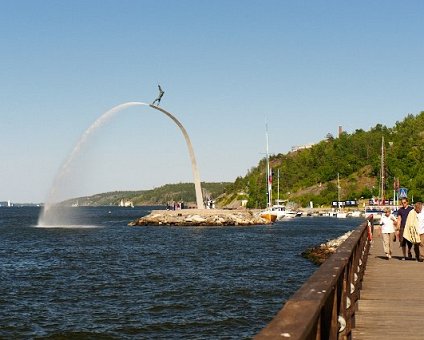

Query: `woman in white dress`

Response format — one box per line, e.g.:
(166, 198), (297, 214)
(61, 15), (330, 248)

(380, 207), (397, 259)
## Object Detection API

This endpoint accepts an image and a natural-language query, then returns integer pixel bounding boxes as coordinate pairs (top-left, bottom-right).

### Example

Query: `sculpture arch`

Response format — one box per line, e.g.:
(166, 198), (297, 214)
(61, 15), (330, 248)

(39, 101), (204, 225)
(149, 104), (204, 210)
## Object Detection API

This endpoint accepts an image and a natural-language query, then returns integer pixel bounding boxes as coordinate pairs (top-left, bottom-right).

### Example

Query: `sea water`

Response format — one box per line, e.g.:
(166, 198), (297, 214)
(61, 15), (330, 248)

(0, 206), (362, 338)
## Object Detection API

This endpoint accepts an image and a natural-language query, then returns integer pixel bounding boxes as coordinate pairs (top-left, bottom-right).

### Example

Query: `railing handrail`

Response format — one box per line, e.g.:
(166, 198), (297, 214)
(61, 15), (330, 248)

(256, 217), (372, 339)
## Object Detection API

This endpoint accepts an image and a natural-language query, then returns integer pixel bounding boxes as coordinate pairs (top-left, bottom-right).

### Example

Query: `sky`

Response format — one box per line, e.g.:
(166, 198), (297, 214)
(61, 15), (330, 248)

(1, 0), (424, 203)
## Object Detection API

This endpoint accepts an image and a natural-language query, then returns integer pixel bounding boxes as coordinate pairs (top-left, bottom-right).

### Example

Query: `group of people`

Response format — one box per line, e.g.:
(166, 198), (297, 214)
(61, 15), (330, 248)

(380, 197), (424, 261)
(166, 201), (185, 211)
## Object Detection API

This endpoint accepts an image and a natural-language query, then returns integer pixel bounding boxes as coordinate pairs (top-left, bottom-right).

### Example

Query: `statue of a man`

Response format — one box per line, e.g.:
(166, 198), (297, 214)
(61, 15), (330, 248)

(152, 85), (165, 106)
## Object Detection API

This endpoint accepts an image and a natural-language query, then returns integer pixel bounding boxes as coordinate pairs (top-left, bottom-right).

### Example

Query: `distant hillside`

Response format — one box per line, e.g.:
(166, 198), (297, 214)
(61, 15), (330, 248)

(62, 182), (230, 206)
(218, 111), (424, 208)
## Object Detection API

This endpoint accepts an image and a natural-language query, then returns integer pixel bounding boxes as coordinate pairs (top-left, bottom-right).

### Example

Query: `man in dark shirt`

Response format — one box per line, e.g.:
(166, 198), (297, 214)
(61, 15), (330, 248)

(397, 197), (414, 260)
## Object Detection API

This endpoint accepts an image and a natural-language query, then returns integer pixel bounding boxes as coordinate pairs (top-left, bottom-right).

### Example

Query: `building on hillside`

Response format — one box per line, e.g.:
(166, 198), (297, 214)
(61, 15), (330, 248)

(291, 143), (315, 152)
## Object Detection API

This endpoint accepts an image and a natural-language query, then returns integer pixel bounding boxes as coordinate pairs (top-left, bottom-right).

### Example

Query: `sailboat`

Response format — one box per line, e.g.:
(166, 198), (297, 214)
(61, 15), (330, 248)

(364, 136), (398, 221)
(269, 170), (299, 220)
(260, 126), (277, 222)
(334, 173), (348, 218)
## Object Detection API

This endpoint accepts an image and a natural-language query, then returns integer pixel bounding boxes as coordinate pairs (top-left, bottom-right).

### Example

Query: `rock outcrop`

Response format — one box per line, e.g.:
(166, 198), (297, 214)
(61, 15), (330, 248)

(129, 209), (272, 226)
(301, 231), (353, 265)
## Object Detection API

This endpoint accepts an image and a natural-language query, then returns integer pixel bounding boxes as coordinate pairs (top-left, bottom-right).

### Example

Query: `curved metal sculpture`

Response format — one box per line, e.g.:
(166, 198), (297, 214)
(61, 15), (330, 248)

(149, 104), (204, 210)
(39, 101), (204, 225)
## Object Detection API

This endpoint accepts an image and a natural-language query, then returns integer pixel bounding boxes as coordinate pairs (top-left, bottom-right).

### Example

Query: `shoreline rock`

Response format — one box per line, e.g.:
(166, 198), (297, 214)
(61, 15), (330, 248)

(129, 209), (272, 226)
(301, 231), (353, 265)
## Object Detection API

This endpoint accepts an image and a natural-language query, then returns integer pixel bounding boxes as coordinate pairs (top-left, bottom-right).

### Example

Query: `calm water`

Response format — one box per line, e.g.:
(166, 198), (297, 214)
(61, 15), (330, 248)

(0, 206), (363, 339)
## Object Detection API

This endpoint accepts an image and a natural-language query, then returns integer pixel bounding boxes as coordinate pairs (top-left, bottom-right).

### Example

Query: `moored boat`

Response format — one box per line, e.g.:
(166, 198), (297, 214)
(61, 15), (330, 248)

(271, 203), (298, 220)
(260, 211), (278, 222)
(333, 173), (349, 218)
(259, 125), (277, 223)
(364, 137), (400, 223)
(335, 211), (349, 218)
(364, 204), (398, 222)
(350, 210), (363, 218)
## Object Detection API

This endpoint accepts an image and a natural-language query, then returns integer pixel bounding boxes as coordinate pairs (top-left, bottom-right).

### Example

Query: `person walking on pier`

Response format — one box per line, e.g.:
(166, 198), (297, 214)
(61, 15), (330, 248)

(380, 207), (397, 259)
(417, 202), (424, 256)
(397, 197), (414, 260)
(403, 202), (423, 261)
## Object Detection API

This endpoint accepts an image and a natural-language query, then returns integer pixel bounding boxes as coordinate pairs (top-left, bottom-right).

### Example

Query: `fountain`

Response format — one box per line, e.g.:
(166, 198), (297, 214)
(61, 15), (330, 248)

(38, 102), (204, 226)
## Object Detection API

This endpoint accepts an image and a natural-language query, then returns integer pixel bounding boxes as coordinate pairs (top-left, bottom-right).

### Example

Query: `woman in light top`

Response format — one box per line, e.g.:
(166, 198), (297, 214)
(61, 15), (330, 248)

(380, 207), (397, 259)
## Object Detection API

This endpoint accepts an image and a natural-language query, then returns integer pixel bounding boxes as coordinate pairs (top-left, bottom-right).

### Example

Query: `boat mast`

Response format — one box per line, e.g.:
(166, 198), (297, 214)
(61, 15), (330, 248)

(337, 172), (341, 209)
(380, 136), (385, 205)
(277, 169), (280, 202)
(266, 125), (272, 208)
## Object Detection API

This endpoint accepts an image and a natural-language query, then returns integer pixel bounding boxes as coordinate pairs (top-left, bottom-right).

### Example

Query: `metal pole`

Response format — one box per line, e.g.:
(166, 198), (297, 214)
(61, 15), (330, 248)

(266, 125), (271, 208)
(277, 169), (280, 202)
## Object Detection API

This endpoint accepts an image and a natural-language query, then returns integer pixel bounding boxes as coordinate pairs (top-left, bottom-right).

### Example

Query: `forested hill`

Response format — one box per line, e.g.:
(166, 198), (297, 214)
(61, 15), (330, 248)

(218, 112), (424, 208)
(62, 182), (230, 206)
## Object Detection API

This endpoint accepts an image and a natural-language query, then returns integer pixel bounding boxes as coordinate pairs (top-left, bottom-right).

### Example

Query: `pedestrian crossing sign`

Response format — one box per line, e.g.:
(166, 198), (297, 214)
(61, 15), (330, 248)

(398, 187), (408, 198)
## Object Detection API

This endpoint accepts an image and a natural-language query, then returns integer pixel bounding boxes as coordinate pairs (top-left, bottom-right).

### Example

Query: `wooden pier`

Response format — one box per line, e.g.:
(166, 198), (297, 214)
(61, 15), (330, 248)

(256, 218), (424, 339)
(256, 218), (372, 339)
(352, 231), (424, 340)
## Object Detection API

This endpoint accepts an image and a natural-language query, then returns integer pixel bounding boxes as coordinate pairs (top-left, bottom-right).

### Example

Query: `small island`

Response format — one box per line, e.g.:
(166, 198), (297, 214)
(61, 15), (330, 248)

(129, 209), (272, 226)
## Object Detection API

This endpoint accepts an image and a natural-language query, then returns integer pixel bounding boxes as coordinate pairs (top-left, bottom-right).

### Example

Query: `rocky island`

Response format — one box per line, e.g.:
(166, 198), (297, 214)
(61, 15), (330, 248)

(129, 209), (272, 226)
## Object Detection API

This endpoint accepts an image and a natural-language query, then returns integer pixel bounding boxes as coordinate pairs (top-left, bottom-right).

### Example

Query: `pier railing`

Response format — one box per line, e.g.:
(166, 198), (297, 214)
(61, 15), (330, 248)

(256, 217), (373, 340)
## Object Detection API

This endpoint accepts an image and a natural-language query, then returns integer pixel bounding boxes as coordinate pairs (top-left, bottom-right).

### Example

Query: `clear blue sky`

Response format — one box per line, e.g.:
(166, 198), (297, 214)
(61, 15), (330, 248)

(1, 0), (424, 203)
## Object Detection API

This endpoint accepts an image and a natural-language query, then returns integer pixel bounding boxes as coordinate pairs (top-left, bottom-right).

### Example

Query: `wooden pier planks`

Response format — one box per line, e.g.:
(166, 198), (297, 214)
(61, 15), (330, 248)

(352, 232), (424, 340)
